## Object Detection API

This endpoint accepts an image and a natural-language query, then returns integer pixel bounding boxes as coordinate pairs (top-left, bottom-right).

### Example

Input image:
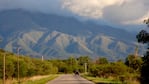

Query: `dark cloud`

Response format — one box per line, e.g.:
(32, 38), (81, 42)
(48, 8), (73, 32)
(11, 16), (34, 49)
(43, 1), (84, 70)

(0, 0), (67, 15)
(0, 0), (148, 26)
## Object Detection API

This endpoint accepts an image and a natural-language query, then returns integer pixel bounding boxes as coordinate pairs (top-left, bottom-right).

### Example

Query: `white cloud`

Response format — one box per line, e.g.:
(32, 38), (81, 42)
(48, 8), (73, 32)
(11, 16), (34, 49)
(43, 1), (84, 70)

(123, 12), (149, 25)
(62, 0), (149, 24)
(103, 0), (149, 24)
(62, 0), (123, 19)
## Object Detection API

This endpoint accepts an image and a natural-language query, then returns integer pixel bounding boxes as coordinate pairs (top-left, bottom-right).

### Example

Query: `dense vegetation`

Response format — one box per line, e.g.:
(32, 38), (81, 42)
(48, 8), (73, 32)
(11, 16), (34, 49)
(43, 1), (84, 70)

(0, 48), (142, 83)
(137, 18), (149, 84)
(0, 49), (94, 79)
(0, 49), (58, 79)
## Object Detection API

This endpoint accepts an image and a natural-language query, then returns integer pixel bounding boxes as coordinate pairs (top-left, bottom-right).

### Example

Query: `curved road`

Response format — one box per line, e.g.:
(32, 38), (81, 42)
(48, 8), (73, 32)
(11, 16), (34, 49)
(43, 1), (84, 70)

(46, 74), (94, 84)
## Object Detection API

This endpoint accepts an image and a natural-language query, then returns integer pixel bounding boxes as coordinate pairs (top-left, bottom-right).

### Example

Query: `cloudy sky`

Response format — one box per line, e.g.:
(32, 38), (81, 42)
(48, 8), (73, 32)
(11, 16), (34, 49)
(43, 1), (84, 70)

(0, 0), (149, 29)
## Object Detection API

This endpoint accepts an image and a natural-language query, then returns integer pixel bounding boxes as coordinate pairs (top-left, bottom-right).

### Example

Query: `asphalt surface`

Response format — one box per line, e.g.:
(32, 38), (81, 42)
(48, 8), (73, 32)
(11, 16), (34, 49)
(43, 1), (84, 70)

(46, 74), (94, 84)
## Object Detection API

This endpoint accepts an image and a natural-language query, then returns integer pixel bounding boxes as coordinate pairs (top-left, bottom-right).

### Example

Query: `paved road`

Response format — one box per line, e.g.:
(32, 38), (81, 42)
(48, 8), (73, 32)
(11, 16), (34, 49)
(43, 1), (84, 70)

(46, 74), (94, 84)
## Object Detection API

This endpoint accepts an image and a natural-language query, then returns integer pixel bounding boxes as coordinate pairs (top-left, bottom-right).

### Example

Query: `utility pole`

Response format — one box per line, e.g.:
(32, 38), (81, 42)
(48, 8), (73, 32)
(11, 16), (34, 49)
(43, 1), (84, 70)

(42, 56), (44, 61)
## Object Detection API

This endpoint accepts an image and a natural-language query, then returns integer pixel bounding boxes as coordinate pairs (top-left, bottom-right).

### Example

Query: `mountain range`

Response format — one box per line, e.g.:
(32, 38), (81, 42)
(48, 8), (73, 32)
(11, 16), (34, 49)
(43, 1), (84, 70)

(0, 9), (138, 61)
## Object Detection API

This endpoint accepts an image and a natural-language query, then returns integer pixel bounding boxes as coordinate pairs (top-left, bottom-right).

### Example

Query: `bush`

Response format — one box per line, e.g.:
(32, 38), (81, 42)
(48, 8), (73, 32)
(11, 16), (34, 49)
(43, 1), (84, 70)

(89, 62), (129, 78)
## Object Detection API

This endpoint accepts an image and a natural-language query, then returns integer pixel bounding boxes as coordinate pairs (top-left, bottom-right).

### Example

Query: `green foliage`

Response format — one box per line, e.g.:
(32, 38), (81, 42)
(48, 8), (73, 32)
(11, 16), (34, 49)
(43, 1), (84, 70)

(0, 49), (58, 79)
(48, 56), (92, 73)
(5, 58), (15, 78)
(49, 58), (76, 73)
(0, 54), (3, 78)
(137, 30), (149, 43)
(77, 56), (91, 73)
(89, 62), (129, 78)
(96, 57), (108, 64)
(19, 60), (28, 77)
(140, 51), (149, 84)
(136, 18), (149, 84)
(0, 49), (141, 83)
(125, 54), (143, 72)
(66, 56), (78, 70)
(89, 64), (99, 77)
(77, 56), (90, 65)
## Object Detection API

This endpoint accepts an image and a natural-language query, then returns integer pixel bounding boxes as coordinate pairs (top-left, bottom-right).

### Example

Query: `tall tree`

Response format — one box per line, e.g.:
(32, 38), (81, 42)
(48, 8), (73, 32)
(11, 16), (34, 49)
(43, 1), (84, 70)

(136, 18), (149, 84)
(125, 54), (142, 72)
(65, 56), (78, 73)
(77, 56), (90, 65)
(96, 57), (108, 64)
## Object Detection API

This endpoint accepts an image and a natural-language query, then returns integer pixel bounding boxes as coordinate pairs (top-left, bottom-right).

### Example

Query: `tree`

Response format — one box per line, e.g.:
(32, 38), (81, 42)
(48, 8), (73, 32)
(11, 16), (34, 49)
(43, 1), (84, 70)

(136, 18), (149, 84)
(66, 56), (78, 73)
(0, 53), (3, 78)
(89, 63), (129, 78)
(77, 56), (91, 73)
(5, 57), (15, 79)
(67, 56), (77, 65)
(96, 57), (108, 64)
(19, 60), (28, 77)
(77, 56), (90, 65)
(125, 54), (143, 72)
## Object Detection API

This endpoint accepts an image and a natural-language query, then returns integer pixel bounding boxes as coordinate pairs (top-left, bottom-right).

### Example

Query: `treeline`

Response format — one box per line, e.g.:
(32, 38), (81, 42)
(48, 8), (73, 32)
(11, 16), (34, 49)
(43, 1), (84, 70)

(89, 55), (142, 81)
(49, 54), (142, 83)
(0, 49), (93, 79)
(49, 54), (143, 79)
(49, 56), (91, 73)
(0, 48), (143, 82)
(0, 49), (58, 79)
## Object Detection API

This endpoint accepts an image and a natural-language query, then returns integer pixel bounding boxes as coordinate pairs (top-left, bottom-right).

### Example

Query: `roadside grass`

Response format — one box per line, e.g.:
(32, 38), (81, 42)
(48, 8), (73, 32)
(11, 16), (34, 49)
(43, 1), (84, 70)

(21, 74), (58, 84)
(0, 74), (59, 84)
(0, 79), (17, 84)
(82, 74), (140, 84)
(82, 75), (122, 84)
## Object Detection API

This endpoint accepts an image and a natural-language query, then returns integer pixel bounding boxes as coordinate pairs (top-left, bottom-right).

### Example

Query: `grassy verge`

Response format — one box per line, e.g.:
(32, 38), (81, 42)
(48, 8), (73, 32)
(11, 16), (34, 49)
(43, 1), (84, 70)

(82, 75), (122, 84)
(0, 74), (59, 84)
(21, 74), (59, 84)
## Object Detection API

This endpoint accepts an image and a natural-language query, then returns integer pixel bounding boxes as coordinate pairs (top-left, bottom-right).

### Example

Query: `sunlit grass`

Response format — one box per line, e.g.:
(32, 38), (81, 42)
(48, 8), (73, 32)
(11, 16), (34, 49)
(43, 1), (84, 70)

(82, 75), (122, 84)
(0, 74), (59, 84)
(21, 74), (58, 84)
(82, 74), (140, 84)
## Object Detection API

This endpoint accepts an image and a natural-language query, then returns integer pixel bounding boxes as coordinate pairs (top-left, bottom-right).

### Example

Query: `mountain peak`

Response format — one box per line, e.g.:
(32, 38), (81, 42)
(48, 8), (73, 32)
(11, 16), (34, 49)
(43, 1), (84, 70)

(0, 9), (137, 60)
